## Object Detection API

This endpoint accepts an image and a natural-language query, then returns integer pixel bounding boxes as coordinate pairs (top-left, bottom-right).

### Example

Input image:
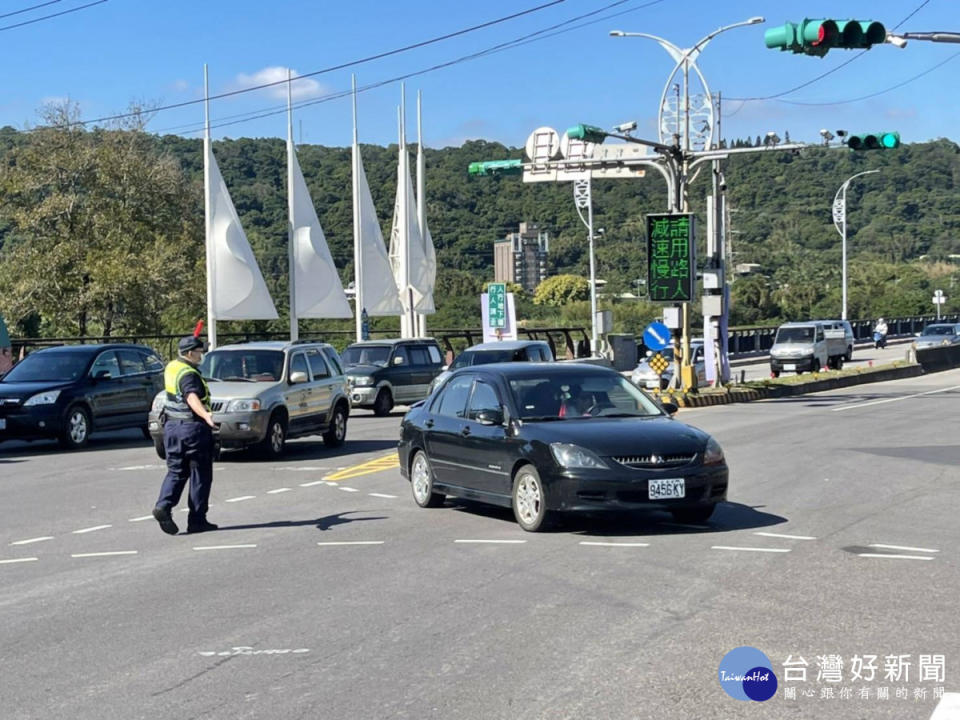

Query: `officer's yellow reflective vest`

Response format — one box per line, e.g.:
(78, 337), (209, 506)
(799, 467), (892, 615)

(163, 358), (211, 420)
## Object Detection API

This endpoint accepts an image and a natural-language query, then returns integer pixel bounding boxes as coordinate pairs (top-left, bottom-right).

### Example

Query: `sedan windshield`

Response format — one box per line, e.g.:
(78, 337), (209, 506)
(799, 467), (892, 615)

(451, 350), (513, 370)
(509, 372), (663, 420)
(2, 351), (91, 383)
(922, 325), (957, 336)
(341, 345), (391, 367)
(201, 350), (284, 382)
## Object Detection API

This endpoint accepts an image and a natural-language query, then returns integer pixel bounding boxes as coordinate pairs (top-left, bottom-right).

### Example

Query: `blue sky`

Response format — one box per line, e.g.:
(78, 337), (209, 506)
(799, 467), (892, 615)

(0, 0), (956, 149)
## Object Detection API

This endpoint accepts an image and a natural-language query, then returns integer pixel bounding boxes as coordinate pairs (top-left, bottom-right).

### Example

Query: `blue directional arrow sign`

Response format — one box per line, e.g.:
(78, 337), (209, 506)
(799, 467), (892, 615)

(643, 321), (671, 352)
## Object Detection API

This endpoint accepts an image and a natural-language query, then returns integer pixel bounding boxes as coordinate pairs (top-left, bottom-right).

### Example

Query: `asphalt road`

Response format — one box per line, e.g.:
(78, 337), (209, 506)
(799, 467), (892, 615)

(2, 368), (959, 719)
(732, 337), (914, 383)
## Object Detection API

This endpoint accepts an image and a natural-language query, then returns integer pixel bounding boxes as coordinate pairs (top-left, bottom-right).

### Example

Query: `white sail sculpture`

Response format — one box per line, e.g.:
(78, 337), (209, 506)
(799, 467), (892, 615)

(203, 66), (277, 347)
(286, 71), (352, 342)
(414, 90), (437, 336)
(390, 86), (432, 338)
(352, 75), (402, 342)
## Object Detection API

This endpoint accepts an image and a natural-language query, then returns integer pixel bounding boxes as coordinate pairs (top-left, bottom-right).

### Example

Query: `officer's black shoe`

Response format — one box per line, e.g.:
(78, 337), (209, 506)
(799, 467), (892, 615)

(152, 506), (179, 536)
(186, 519), (218, 534)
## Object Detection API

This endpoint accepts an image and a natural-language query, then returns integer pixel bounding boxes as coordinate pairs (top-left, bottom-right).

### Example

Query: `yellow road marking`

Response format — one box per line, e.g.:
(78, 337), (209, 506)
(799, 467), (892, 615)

(324, 453), (400, 482)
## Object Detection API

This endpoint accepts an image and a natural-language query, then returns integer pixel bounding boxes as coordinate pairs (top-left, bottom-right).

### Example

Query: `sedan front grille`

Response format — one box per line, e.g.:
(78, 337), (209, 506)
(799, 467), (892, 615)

(611, 454), (696, 469)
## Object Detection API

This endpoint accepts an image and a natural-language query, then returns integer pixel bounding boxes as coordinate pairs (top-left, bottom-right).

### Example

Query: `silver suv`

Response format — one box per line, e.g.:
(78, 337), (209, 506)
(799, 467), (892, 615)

(148, 341), (350, 459)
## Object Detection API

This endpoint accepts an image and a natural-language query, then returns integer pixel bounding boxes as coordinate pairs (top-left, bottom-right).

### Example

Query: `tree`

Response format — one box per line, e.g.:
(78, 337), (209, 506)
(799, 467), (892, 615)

(0, 103), (204, 337)
(533, 274), (590, 307)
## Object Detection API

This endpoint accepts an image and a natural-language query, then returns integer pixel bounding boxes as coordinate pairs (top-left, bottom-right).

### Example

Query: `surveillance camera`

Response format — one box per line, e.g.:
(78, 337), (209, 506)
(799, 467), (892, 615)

(836, 129), (848, 137)
(613, 121), (637, 134)
(719, 181), (727, 192)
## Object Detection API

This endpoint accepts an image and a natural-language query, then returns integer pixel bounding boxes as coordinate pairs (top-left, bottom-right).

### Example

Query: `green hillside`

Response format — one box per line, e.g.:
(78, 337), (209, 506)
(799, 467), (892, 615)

(1, 119), (958, 339)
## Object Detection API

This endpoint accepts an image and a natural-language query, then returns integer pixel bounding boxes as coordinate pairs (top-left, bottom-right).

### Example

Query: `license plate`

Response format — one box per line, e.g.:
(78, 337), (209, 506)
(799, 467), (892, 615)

(783, 363), (796, 370)
(0, 418), (6, 430)
(649, 478), (685, 500)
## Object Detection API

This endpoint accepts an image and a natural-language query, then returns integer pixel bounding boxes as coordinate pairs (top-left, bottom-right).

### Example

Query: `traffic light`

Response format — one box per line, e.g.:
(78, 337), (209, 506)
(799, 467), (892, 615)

(467, 159), (523, 176)
(566, 124), (608, 144)
(765, 18), (886, 56)
(846, 132), (900, 150)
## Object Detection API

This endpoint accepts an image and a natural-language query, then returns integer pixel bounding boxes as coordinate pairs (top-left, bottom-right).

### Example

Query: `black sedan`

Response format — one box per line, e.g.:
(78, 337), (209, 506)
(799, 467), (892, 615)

(0, 344), (164, 449)
(399, 363), (728, 531)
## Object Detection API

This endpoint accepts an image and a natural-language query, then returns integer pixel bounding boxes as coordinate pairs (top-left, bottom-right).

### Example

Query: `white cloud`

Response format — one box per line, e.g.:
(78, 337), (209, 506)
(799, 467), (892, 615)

(169, 79), (190, 93)
(233, 67), (326, 101)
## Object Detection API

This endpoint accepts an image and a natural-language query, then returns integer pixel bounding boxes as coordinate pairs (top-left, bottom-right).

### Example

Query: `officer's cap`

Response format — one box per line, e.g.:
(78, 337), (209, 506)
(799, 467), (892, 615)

(178, 335), (208, 353)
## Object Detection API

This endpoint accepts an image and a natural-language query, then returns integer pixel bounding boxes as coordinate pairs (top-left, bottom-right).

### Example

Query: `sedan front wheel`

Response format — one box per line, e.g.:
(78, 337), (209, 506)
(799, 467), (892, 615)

(512, 464), (552, 532)
(410, 450), (445, 508)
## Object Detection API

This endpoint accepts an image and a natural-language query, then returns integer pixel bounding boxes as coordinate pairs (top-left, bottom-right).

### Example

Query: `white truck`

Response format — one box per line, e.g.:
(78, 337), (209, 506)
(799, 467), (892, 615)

(769, 321), (848, 377)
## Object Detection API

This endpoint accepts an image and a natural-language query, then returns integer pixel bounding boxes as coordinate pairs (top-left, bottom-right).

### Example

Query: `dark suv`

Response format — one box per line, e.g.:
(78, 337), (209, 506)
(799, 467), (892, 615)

(342, 338), (444, 416)
(0, 344), (164, 449)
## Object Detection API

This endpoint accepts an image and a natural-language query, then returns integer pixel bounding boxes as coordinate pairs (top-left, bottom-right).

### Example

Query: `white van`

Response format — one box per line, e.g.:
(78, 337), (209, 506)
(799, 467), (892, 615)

(769, 321), (848, 377)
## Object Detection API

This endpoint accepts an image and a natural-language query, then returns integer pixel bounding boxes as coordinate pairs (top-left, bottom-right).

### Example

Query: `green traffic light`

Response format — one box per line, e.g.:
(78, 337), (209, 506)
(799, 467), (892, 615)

(766, 18), (886, 55)
(566, 124), (608, 144)
(846, 132), (900, 151)
(467, 159), (523, 176)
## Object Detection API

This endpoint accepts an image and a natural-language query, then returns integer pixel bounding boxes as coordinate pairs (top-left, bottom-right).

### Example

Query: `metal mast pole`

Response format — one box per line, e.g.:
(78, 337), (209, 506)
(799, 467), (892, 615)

(203, 64), (217, 350)
(352, 75), (364, 342)
(286, 69), (298, 342)
(832, 169), (879, 322)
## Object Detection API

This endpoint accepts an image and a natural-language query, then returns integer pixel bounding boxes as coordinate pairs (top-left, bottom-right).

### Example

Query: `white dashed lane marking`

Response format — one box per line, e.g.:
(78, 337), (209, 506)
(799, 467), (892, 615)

(10, 536), (54, 546)
(0, 557), (38, 565)
(72, 525), (112, 534)
(193, 544), (257, 551)
(870, 543), (939, 553)
(831, 384), (960, 412)
(316, 541), (385, 547)
(338, 487), (359, 493)
(858, 553), (935, 561)
(580, 541), (650, 547)
(299, 481), (326, 488)
(368, 493), (397, 499)
(129, 515), (153, 522)
(754, 532), (817, 541)
(225, 496), (255, 503)
(711, 546), (791, 553)
(267, 488), (292, 494)
(454, 539), (527, 545)
(71, 551), (138, 558)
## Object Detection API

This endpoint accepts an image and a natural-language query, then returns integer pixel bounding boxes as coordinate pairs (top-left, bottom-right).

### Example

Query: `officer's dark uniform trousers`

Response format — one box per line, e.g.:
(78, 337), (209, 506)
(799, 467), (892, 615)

(157, 419), (213, 522)
(156, 358), (213, 524)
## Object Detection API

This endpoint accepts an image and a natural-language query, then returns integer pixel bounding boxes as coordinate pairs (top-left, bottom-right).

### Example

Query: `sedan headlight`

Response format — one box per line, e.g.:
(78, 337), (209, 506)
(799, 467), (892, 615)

(224, 398), (261, 413)
(349, 376), (374, 387)
(23, 390), (61, 406)
(151, 392), (165, 413)
(550, 443), (607, 469)
(703, 436), (725, 465)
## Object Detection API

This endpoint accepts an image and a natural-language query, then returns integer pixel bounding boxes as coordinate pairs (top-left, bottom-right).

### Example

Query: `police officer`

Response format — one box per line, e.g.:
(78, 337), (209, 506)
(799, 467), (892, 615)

(152, 335), (217, 535)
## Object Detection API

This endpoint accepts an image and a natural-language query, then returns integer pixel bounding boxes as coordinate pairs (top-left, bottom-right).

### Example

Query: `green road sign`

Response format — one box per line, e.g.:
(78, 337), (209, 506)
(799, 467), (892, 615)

(847, 131), (900, 150)
(487, 283), (507, 328)
(468, 159), (523, 176)
(646, 213), (695, 303)
(765, 18), (885, 56)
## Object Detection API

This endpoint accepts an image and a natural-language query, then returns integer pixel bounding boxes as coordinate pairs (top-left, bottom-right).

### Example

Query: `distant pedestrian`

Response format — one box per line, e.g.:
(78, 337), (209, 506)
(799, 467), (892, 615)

(153, 324), (217, 535)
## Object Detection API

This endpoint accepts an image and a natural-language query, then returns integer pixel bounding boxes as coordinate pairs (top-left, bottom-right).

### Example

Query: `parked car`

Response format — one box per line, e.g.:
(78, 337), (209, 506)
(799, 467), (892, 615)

(399, 363), (728, 531)
(769, 321), (847, 376)
(0, 344), (164, 449)
(342, 338), (444, 416)
(631, 340), (706, 391)
(428, 340), (554, 394)
(914, 323), (960, 349)
(148, 341), (350, 459)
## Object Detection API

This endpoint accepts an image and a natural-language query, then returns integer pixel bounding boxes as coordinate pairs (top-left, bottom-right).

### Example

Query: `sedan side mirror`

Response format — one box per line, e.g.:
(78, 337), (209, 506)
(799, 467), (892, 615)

(393, 356), (405, 365)
(289, 371), (309, 384)
(476, 409), (504, 426)
(661, 402), (679, 416)
(93, 370), (112, 380)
